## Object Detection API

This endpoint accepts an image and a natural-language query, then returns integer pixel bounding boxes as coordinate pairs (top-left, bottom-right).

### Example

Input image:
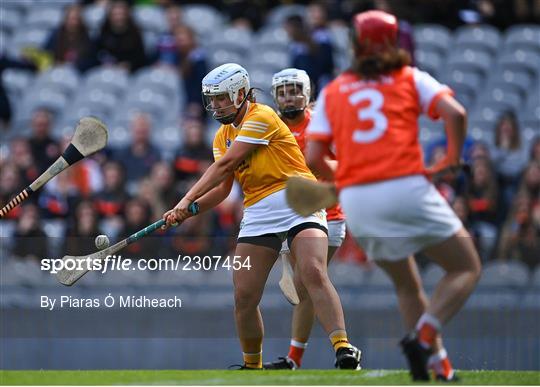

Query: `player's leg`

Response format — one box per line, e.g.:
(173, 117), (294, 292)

(233, 239), (280, 369)
(289, 224), (360, 369)
(376, 257), (457, 380)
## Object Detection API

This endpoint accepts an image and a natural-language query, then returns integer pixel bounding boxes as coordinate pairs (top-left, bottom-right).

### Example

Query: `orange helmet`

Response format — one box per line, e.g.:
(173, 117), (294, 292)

(352, 10), (398, 55)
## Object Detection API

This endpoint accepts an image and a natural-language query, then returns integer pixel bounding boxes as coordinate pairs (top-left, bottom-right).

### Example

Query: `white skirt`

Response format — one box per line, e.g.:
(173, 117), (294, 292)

(280, 219), (346, 252)
(339, 175), (462, 261)
(239, 188), (328, 239)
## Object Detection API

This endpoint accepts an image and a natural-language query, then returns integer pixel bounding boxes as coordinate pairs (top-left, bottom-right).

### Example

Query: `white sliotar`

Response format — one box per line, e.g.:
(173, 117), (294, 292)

(94, 234), (110, 250)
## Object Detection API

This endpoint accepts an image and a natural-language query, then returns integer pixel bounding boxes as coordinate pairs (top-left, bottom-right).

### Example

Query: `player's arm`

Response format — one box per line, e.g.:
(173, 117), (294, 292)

(306, 140), (335, 181)
(164, 141), (259, 226)
(196, 174), (234, 213)
(427, 94), (467, 174)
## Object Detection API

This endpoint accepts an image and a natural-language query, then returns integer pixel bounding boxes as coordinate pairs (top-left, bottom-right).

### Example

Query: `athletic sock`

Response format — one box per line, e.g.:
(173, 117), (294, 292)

(416, 313), (441, 349)
(428, 348), (455, 380)
(329, 329), (352, 352)
(243, 351), (262, 369)
(287, 339), (307, 368)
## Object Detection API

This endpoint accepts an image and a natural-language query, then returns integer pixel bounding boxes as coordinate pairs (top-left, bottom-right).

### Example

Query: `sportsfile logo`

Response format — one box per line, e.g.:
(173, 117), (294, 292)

(41, 255), (252, 274)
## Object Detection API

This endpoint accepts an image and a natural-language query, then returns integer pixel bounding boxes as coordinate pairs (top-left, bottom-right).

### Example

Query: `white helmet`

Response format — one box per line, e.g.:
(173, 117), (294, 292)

(202, 63), (250, 109)
(271, 68), (311, 119)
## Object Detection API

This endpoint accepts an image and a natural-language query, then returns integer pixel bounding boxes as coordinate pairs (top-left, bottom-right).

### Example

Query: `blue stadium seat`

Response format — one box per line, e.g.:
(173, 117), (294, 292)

(142, 30), (159, 57)
(208, 48), (244, 69)
(182, 4), (224, 40)
(467, 120), (495, 146)
(477, 261), (530, 288)
(207, 27), (253, 54)
(442, 69), (484, 93)
(413, 24), (451, 55)
(33, 65), (80, 97)
(447, 49), (493, 76)
(414, 49), (443, 77)
(133, 66), (182, 100)
(249, 49), (290, 71)
(151, 125), (182, 156)
(8, 28), (50, 57)
(2, 68), (35, 99)
(254, 26), (290, 51)
(476, 86), (523, 111)
(468, 105), (507, 124)
(454, 24), (501, 54)
(18, 86), (68, 120)
(532, 265), (540, 288)
(266, 4), (307, 26)
(24, 7), (63, 29)
(0, 7), (22, 34)
(418, 116), (445, 145)
(1, 0), (36, 14)
(84, 66), (129, 96)
(488, 69), (535, 95)
(82, 3), (106, 38)
(498, 48), (540, 76)
(504, 24), (540, 53)
(134, 5), (167, 34)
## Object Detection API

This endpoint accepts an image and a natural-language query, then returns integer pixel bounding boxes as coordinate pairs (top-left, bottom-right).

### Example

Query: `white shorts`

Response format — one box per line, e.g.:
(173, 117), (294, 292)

(238, 188), (327, 240)
(339, 175), (462, 261)
(280, 219), (345, 253)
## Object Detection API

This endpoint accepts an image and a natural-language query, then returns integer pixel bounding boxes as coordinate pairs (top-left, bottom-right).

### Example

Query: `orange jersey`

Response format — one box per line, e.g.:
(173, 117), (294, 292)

(307, 66), (453, 189)
(286, 110), (345, 221)
(213, 102), (316, 208)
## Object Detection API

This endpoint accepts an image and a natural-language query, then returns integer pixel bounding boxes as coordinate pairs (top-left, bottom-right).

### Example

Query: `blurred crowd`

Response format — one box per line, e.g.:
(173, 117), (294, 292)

(0, 0), (539, 272)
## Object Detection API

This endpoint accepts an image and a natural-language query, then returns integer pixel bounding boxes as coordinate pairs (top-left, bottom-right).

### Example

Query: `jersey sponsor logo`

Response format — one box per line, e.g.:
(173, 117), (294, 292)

(226, 139), (232, 148)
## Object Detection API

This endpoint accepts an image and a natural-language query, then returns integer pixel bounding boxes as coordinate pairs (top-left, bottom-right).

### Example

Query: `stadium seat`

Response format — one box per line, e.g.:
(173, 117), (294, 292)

(84, 66), (129, 96)
(2, 68), (35, 98)
(249, 49), (290, 71)
(254, 26), (290, 51)
(142, 30), (159, 57)
(107, 122), (131, 148)
(486, 69), (535, 95)
(504, 24), (540, 53)
(18, 86), (68, 120)
(1, 0), (36, 14)
(328, 262), (365, 286)
(8, 28), (50, 57)
(497, 49), (540, 76)
(414, 48), (443, 77)
(476, 86), (523, 111)
(0, 7), (22, 34)
(421, 264), (445, 287)
(442, 69), (484, 93)
(468, 105), (507, 124)
(208, 48), (244, 69)
(207, 27), (253, 54)
(134, 5), (167, 34)
(33, 65), (80, 96)
(413, 24), (451, 55)
(24, 7), (63, 29)
(454, 24), (501, 54)
(477, 260), (530, 288)
(329, 24), (350, 53)
(82, 3), (106, 38)
(133, 66), (182, 100)
(447, 49), (493, 76)
(266, 4), (307, 26)
(182, 4), (224, 40)
(532, 265), (540, 288)
(69, 88), (118, 117)
(151, 125), (182, 156)
(418, 116), (445, 144)
(467, 120), (495, 145)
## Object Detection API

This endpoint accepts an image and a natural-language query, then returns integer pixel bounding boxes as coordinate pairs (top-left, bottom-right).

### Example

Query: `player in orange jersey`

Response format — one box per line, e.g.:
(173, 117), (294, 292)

(264, 68), (346, 370)
(163, 63), (360, 370)
(305, 11), (481, 381)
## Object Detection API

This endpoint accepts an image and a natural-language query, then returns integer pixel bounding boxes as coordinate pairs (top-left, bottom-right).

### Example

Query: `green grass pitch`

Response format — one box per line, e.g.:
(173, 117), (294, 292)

(1, 370), (539, 385)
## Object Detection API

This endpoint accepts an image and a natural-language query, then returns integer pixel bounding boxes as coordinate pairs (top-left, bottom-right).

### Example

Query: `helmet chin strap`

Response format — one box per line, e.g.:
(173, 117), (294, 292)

(214, 89), (252, 125)
(281, 107), (305, 120)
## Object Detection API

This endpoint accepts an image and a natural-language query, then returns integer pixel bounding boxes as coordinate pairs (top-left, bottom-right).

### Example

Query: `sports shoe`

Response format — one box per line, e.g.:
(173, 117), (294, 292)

(334, 346), (361, 370)
(263, 356), (297, 370)
(400, 332), (431, 381)
(227, 364), (262, 370)
(435, 372), (459, 382)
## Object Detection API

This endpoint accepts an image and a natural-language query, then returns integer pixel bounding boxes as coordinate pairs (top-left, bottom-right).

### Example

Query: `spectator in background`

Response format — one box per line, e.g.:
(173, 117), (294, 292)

(155, 4), (183, 65)
(12, 204), (48, 261)
(529, 136), (540, 164)
(9, 137), (39, 187)
(38, 168), (81, 219)
(452, 195), (480, 250)
(45, 4), (94, 72)
(467, 157), (500, 260)
(172, 25), (208, 117)
(173, 118), (212, 185)
(119, 198), (158, 260)
(284, 14), (334, 95)
(0, 163), (25, 220)
(138, 161), (178, 219)
(95, 0), (146, 72)
(28, 109), (60, 173)
(64, 200), (103, 256)
(114, 113), (161, 189)
(94, 160), (130, 219)
(492, 111), (528, 210)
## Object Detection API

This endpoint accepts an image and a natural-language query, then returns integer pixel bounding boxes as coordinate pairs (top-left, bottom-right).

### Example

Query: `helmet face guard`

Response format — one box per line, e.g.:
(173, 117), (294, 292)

(271, 68), (311, 120)
(202, 63), (251, 124)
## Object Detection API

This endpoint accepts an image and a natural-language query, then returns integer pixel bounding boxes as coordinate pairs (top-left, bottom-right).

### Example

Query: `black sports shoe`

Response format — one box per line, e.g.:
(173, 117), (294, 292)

(400, 332), (431, 381)
(334, 346), (361, 370)
(228, 364), (262, 370)
(263, 356), (297, 370)
(435, 372), (460, 382)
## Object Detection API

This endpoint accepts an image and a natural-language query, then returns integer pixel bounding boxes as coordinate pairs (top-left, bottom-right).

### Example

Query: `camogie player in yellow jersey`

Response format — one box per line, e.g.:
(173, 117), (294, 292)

(163, 63), (361, 370)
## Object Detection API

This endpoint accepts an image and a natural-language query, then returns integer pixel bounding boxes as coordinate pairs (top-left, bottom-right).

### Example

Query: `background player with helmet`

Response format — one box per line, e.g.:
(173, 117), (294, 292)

(163, 63), (361, 370)
(264, 68), (346, 370)
(305, 10), (481, 381)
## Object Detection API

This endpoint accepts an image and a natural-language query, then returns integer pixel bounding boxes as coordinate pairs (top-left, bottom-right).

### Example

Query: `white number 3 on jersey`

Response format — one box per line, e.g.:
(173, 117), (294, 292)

(349, 89), (388, 143)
